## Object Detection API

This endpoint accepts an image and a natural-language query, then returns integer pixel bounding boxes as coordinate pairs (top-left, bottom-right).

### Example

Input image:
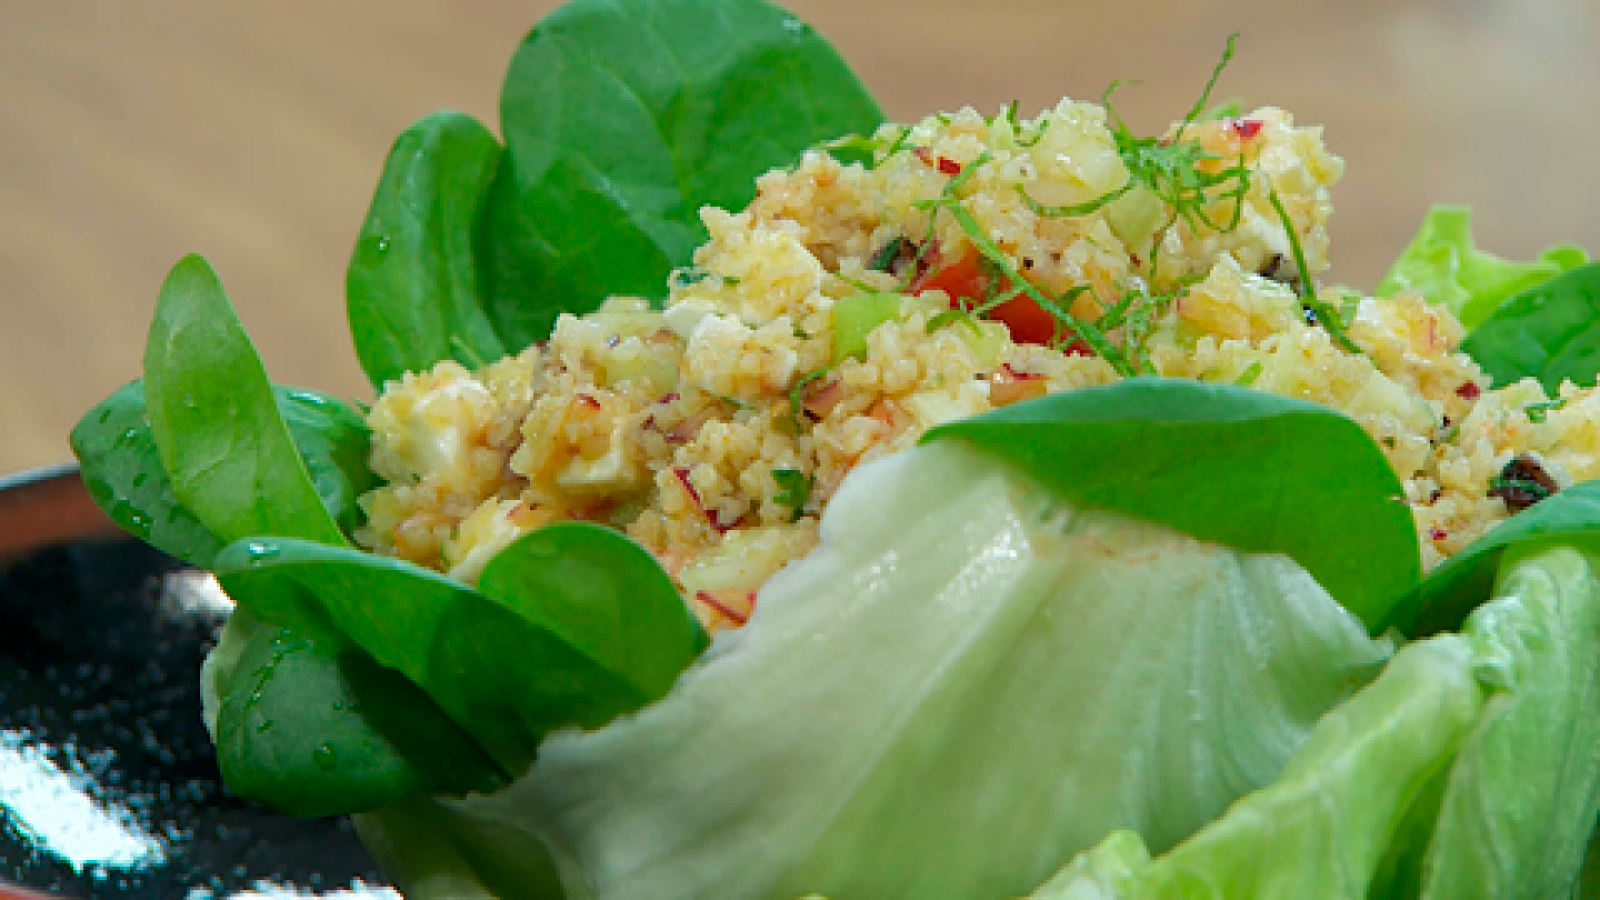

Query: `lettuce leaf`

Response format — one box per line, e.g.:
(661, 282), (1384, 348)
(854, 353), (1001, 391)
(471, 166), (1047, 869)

(1411, 539), (1600, 898)
(429, 442), (1388, 900)
(1377, 205), (1586, 331)
(1026, 538), (1600, 899)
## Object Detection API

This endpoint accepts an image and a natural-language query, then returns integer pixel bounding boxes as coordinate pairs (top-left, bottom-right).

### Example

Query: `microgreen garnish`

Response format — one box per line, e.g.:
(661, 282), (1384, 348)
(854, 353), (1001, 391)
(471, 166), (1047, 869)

(1093, 281), (1169, 373)
(907, 152), (1132, 372)
(670, 268), (739, 289)
(1526, 398), (1568, 423)
(789, 367), (831, 429)
(824, 133), (887, 168)
(772, 468), (814, 522)
(1267, 186), (1361, 355)
(869, 237), (912, 272)
(1017, 33), (1251, 278)
(925, 308), (975, 334)
(881, 125), (914, 163)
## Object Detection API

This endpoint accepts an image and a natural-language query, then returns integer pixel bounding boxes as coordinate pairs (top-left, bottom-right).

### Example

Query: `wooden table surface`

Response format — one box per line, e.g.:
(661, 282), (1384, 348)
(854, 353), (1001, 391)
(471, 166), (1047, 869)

(5, 0), (1599, 475)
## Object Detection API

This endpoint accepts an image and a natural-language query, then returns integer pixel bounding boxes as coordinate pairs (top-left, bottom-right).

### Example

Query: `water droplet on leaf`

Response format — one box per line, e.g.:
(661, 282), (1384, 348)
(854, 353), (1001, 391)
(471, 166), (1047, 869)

(312, 743), (338, 771)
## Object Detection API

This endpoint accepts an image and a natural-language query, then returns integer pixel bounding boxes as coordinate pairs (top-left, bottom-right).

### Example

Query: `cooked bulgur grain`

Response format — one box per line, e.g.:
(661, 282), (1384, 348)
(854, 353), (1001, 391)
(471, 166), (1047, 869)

(354, 98), (1598, 631)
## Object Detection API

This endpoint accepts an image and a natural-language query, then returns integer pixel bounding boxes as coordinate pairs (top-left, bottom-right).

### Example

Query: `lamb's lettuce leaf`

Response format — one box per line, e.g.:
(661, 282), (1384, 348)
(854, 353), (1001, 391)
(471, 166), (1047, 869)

(211, 524), (706, 778)
(70, 379), (375, 569)
(440, 442), (1388, 900)
(479, 0), (884, 346)
(142, 254), (351, 549)
(925, 378), (1418, 631)
(347, 111), (507, 391)
(205, 609), (507, 818)
(1460, 262), (1600, 393)
(1377, 205), (1586, 331)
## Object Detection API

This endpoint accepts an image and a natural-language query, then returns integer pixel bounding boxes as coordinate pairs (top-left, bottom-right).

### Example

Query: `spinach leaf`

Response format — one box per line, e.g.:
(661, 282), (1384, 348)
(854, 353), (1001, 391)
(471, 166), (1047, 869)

(347, 111), (507, 390)
(213, 524), (706, 774)
(142, 255), (348, 547)
(922, 377), (1419, 632)
(70, 379), (376, 567)
(479, 0), (883, 347)
(70, 379), (224, 568)
(213, 610), (507, 817)
(1461, 263), (1600, 393)
(275, 387), (380, 538)
(477, 522), (708, 704)
(1403, 480), (1600, 636)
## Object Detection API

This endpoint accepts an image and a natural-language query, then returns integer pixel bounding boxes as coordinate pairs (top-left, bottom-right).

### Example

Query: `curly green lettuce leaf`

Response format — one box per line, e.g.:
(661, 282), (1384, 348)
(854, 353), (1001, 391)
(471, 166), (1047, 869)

(442, 441), (1388, 899)
(1377, 205), (1586, 331)
(479, 0), (884, 345)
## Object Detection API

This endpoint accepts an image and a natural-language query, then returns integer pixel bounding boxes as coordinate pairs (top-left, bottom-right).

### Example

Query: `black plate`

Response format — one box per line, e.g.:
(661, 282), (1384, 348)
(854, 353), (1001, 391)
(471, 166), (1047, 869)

(0, 466), (394, 898)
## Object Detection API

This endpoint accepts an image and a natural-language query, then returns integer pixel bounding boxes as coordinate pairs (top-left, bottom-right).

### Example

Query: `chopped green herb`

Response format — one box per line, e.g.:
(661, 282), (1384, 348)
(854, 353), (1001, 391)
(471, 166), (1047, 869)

(1234, 361), (1263, 386)
(869, 237), (911, 272)
(824, 133), (886, 168)
(670, 268), (739, 289)
(1526, 398), (1568, 423)
(788, 368), (831, 429)
(1487, 454), (1560, 512)
(881, 125), (913, 162)
(772, 468), (814, 522)
(1267, 186), (1361, 355)
(926, 308), (975, 334)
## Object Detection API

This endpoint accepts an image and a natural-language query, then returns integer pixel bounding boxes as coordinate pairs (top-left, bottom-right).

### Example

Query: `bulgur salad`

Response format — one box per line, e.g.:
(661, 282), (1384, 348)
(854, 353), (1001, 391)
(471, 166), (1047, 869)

(68, 0), (1600, 897)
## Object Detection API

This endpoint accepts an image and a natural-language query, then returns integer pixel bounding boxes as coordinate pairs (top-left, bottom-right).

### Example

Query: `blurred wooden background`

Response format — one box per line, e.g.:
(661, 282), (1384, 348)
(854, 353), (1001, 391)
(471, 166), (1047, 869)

(4, 0), (1599, 474)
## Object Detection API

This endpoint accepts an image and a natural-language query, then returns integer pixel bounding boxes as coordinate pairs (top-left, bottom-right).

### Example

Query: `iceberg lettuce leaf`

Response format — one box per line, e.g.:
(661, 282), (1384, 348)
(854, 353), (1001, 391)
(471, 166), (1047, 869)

(1026, 539), (1600, 900)
(449, 442), (1388, 899)
(1415, 538), (1600, 899)
(1027, 632), (1483, 899)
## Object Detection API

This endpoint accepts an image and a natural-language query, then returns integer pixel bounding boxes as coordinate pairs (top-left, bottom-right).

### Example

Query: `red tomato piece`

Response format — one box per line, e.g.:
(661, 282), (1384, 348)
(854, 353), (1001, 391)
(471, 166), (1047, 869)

(909, 243), (1073, 347)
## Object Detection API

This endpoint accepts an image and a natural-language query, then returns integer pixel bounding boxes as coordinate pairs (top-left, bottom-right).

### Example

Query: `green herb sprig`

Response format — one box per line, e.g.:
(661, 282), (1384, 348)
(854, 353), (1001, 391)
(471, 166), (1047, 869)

(772, 468), (815, 522)
(1266, 186), (1361, 355)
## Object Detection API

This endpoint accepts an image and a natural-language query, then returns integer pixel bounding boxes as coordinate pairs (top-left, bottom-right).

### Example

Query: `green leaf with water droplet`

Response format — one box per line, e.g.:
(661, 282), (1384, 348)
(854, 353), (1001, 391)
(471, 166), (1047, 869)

(213, 610), (507, 817)
(142, 255), (350, 549)
(213, 524), (706, 775)
(70, 379), (223, 567)
(70, 378), (377, 568)
(347, 111), (507, 389)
